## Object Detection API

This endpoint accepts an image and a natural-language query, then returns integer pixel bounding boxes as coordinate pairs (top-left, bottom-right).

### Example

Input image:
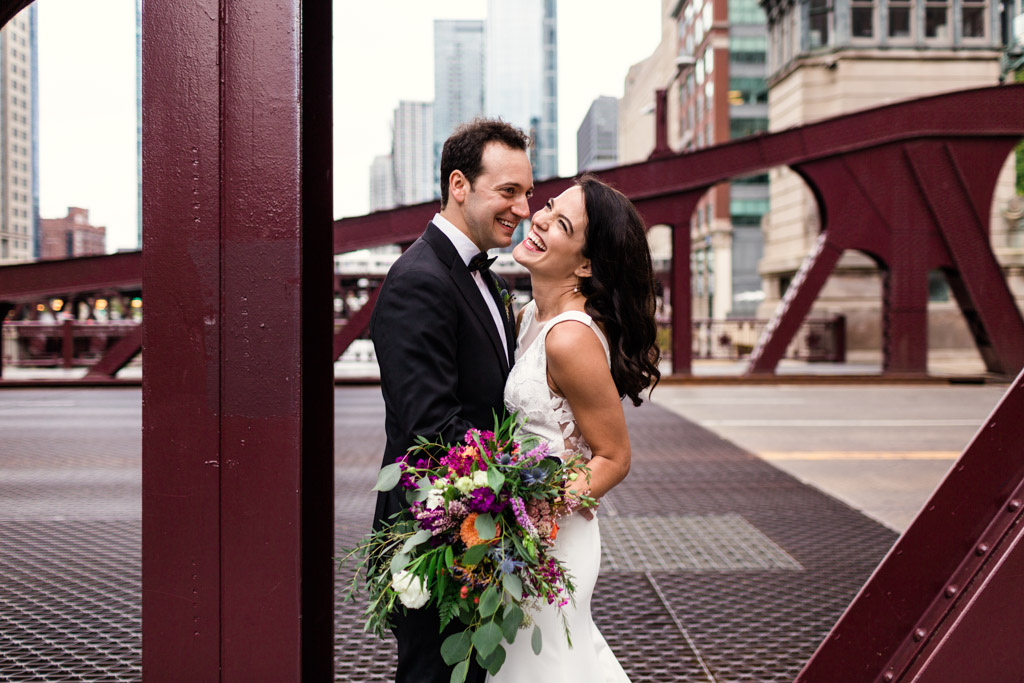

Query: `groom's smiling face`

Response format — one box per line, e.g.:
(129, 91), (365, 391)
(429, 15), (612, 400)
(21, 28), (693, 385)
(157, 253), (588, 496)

(459, 142), (534, 252)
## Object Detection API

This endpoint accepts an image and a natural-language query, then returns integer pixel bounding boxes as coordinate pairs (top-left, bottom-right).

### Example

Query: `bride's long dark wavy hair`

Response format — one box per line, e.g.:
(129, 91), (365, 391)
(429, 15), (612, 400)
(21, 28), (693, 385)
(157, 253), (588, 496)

(576, 174), (661, 406)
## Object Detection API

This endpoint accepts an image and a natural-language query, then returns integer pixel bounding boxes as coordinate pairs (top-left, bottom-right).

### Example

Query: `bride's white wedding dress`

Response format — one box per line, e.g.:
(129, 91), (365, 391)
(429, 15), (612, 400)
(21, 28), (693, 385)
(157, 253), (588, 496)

(489, 300), (631, 683)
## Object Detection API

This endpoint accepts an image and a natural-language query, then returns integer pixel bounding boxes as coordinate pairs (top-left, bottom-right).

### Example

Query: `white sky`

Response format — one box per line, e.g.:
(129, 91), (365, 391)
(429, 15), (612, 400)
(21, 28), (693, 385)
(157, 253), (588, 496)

(35, 0), (662, 253)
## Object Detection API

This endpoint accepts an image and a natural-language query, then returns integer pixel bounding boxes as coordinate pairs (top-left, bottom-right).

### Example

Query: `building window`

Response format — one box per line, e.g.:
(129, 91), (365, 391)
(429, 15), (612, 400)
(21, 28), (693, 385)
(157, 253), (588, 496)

(729, 77), (768, 104)
(925, 0), (950, 38)
(889, 0), (913, 38)
(728, 0), (766, 24)
(730, 117), (769, 139)
(730, 35), (768, 63)
(851, 0), (875, 37)
(809, 0), (832, 47)
(961, 0), (986, 37)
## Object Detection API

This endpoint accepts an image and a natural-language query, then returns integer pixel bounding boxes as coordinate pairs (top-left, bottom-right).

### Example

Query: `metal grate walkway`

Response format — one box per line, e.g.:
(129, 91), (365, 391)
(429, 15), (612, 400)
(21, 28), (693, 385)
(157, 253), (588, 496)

(1, 387), (897, 681)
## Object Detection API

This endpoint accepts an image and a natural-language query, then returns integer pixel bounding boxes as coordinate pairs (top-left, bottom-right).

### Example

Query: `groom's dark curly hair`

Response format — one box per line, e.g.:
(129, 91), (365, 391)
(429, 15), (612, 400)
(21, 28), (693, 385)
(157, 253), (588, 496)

(576, 174), (661, 406)
(439, 118), (531, 209)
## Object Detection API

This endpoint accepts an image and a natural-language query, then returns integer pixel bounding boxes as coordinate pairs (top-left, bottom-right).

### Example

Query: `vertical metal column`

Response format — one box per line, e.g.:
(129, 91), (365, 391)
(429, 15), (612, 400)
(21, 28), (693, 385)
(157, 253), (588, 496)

(638, 195), (700, 376)
(142, 0), (334, 679)
(0, 302), (11, 378)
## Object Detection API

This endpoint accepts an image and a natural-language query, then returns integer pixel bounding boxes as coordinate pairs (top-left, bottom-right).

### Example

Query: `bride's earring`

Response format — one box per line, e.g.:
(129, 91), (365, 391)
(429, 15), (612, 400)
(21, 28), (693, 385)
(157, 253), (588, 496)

(573, 277), (580, 294)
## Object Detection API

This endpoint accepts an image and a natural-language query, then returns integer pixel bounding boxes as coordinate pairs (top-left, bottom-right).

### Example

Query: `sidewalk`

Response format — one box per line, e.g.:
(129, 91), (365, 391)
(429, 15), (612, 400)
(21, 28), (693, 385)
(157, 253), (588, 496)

(0, 383), (1004, 681)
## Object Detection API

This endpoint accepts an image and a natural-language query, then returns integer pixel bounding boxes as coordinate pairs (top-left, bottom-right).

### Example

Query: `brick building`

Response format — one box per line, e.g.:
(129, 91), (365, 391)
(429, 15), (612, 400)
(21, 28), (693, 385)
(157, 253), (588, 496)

(40, 207), (105, 260)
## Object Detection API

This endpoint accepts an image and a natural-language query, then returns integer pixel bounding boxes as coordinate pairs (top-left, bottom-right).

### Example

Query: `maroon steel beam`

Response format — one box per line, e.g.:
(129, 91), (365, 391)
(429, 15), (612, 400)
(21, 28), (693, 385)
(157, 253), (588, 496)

(61, 319), (74, 369)
(142, 1), (333, 680)
(747, 234), (845, 374)
(0, 0), (33, 27)
(649, 88), (672, 160)
(635, 194), (704, 375)
(83, 324), (143, 380)
(333, 285), (381, 362)
(796, 367), (1024, 681)
(0, 302), (11, 378)
(906, 140), (1024, 376)
(0, 251), (141, 303)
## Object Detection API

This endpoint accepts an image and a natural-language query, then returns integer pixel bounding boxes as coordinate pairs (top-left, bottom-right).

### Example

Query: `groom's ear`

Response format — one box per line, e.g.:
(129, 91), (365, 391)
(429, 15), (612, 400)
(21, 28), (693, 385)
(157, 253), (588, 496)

(448, 170), (468, 204)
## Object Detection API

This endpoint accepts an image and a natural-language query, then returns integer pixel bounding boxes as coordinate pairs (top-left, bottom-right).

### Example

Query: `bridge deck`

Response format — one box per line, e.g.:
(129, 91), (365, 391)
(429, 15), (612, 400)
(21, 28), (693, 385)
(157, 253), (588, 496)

(0, 387), (899, 681)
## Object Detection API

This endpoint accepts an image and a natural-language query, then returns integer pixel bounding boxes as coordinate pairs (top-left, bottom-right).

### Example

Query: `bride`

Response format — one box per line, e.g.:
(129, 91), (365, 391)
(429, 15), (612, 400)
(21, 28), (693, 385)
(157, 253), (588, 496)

(491, 175), (661, 682)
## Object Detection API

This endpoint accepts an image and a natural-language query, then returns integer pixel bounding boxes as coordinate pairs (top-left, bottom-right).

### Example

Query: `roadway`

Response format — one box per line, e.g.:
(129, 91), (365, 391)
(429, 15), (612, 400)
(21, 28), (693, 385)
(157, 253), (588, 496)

(0, 381), (1008, 681)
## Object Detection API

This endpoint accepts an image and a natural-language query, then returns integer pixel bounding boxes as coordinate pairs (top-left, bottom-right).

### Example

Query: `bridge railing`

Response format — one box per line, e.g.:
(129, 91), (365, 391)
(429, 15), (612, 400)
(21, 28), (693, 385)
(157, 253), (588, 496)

(685, 315), (845, 362)
(2, 320), (140, 368)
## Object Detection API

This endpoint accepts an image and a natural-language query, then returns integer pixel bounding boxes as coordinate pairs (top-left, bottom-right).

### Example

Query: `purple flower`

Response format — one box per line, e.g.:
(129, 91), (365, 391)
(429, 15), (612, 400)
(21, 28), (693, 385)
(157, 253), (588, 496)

(510, 497), (537, 537)
(467, 487), (504, 514)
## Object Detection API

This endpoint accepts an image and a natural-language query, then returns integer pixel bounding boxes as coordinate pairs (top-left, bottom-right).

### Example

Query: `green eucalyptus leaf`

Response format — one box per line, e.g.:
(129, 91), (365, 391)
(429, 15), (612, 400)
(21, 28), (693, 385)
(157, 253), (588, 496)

(449, 659), (469, 683)
(476, 643), (507, 676)
(474, 513), (496, 541)
(401, 529), (432, 554)
(531, 625), (542, 655)
(487, 467), (506, 493)
(372, 463), (402, 492)
(444, 545), (454, 567)
(471, 621), (503, 658)
(501, 604), (523, 643)
(501, 572), (523, 600)
(463, 543), (489, 566)
(478, 585), (500, 618)
(440, 629), (472, 666)
(389, 552), (410, 574)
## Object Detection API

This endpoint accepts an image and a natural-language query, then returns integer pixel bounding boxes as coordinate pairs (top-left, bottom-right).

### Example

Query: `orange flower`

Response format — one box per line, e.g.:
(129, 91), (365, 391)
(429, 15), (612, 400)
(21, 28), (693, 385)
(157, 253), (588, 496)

(460, 513), (501, 549)
(460, 514), (482, 547)
(550, 520), (559, 541)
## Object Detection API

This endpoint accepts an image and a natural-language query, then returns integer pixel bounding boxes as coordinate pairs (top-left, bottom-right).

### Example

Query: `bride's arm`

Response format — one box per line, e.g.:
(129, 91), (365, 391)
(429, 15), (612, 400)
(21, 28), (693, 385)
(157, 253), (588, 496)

(545, 321), (630, 502)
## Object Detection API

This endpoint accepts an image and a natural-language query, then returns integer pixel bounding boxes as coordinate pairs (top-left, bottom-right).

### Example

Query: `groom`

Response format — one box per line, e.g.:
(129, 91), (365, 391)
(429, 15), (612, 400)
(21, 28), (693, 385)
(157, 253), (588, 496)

(369, 118), (534, 683)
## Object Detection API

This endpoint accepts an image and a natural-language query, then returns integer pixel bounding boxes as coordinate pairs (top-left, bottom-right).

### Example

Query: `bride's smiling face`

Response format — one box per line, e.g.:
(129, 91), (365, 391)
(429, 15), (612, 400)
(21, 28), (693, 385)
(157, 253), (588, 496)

(513, 185), (590, 280)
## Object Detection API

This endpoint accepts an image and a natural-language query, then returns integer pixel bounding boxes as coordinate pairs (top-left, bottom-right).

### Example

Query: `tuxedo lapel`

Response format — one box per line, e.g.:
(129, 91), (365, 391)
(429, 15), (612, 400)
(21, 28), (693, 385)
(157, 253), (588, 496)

(422, 225), (510, 376)
(486, 271), (517, 367)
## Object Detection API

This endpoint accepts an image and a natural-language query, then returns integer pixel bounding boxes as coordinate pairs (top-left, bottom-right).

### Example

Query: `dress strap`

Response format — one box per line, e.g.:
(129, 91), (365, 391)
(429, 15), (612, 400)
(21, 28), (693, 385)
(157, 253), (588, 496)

(543, 310), (611, 364)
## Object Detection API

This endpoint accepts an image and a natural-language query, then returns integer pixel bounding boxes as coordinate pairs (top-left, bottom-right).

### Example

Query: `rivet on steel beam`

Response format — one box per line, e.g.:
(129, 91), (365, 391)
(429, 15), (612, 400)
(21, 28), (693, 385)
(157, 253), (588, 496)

(1008, 499), (1021, 512)
(883, 671), (895, 682)
(976, 543), (989, 556)
(945, 585), (957, 598)
(913, 628), (926, 642)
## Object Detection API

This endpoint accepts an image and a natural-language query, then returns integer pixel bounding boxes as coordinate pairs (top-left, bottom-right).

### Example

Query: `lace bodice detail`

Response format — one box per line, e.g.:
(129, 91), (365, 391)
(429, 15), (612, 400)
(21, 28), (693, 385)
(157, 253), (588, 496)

(503, 301), (611, 459)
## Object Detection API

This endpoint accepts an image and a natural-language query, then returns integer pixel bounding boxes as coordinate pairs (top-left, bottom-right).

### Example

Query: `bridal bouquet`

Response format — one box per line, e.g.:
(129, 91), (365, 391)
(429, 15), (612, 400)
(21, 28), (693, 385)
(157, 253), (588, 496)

(340, 413), (595, 683)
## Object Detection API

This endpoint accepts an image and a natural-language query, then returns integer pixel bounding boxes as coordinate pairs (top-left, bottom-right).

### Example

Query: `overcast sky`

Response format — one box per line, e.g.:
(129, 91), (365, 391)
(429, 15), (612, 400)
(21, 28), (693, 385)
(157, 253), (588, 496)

(35, 0), (662, 253)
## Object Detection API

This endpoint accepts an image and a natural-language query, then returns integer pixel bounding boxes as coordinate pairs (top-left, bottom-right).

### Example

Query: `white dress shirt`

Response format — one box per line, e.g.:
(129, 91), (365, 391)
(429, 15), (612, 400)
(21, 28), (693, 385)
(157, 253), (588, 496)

(432, 213), (509, 357)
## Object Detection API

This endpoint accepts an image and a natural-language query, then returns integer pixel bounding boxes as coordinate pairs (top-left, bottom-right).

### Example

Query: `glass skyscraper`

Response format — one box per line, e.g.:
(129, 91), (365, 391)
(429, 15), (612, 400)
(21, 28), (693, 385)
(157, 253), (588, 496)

(433, 20), (485, 198)
(485, 0), (558, 180)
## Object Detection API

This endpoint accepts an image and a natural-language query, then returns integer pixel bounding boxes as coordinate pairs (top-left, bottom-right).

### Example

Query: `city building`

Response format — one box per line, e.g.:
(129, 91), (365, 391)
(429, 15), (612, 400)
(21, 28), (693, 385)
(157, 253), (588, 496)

(672, 0), (771, 318)
(576, 96), (619, 172)
(620, 0), (770, 319)
(759, 0), (1021, 356)
(433, 20), (485, 196)
(1, 5), (38, 264)
(392, 100), (435, 206)
(485, 0), (558, 180)
(619, 0), (681, 165)
(40, 207), (106, 260)
(369, 154), (397, 212)
(136, 0), (142, 249)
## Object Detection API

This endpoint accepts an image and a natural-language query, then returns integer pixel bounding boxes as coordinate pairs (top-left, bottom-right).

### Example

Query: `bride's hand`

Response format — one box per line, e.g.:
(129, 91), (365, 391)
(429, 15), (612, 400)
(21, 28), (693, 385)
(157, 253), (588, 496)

(565, 477), (597, 520)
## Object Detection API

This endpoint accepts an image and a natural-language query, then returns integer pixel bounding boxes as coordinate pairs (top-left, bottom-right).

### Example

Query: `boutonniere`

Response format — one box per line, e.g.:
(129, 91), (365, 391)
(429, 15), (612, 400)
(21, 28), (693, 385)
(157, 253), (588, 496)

(499, 288), (515, 320)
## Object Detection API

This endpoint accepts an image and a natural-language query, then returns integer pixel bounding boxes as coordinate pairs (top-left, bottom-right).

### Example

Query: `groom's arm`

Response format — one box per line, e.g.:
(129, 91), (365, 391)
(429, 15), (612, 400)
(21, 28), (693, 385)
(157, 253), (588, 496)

(371, 266), (475, 456)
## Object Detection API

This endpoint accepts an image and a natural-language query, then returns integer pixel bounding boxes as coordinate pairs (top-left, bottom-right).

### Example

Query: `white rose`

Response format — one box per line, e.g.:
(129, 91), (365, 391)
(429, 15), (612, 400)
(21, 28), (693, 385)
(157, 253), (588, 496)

(425, 488), (445, 510)
(392, 569), (430, 609)
(472, 470), (490, 488)
(454, 476), (475, 495)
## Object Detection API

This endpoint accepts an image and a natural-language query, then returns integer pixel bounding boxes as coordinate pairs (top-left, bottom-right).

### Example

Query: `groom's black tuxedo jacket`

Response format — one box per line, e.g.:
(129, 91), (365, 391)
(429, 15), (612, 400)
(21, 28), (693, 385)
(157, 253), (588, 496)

(370, 222), (517, 529)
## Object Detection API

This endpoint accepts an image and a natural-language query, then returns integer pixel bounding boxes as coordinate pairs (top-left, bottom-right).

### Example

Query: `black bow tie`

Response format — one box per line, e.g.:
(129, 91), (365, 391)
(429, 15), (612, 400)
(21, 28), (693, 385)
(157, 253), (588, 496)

(467, 252), (497, 273)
